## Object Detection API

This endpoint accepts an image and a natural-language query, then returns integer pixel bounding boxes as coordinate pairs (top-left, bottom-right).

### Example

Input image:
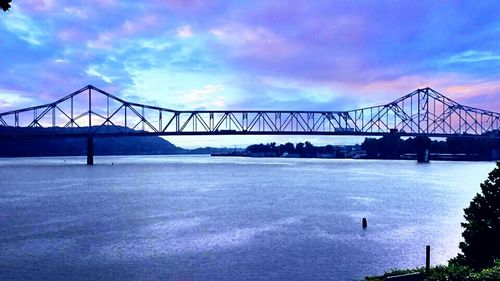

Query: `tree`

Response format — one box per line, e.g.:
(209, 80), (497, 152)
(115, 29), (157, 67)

(1, 0), (12, 12)
(296, 142), (305, 155)
(280, 142), (295, 154)
(456, 161), (500, 269)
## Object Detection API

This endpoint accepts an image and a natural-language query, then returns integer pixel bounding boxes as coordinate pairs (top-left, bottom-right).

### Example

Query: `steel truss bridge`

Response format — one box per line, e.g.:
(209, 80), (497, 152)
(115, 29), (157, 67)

(0, 85), (499, 164)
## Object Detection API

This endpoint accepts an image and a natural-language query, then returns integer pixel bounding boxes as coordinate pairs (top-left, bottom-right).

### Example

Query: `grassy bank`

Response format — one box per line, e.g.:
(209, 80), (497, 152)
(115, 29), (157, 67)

(365, 262), (500, 280)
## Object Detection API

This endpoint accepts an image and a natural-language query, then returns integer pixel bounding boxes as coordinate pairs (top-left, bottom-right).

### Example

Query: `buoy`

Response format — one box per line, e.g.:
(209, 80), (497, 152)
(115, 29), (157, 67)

(362, 218), (367, 228)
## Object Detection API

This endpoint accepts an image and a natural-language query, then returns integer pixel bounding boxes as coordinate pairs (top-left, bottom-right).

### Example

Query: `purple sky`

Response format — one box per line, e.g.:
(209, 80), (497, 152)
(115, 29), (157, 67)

(0, 1), (499, 147)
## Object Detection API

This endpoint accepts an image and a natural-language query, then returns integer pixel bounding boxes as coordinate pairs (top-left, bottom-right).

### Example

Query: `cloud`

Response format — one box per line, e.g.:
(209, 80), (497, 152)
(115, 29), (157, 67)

(443, 50), (500, 64)
(85, 65), (113, 83)
(176, 25), (193, 38)
(0, 0), (498, 147)
(18, 0), (56, 13)
(179, 84), (226, 108)
(0, 90), (34, 111)
(209, 22), (297, 59)
(0, 10), (47, 45)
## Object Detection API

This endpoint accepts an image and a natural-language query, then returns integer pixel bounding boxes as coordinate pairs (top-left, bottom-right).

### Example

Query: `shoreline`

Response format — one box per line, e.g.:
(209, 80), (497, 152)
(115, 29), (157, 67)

(211, 152), (496, 162)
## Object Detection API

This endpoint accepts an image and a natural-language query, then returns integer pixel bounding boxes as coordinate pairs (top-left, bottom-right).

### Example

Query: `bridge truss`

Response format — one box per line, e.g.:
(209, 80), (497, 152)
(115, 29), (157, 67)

(0, 85), (499, 138)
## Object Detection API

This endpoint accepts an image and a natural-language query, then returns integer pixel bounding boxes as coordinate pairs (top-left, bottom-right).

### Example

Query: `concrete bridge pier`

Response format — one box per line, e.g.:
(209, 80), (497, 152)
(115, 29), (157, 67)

(416, 136), (430, 163)
(87, 136), (94, 165)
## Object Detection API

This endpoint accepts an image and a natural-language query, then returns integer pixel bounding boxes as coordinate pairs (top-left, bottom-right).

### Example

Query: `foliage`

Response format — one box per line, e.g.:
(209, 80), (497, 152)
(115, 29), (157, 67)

(425, 264), (473, 281)
(456, 162), (500, 269)
(1, 0), (12, 12)
(246, 141), (352, 157)
(361, 136), (500, 160)
(364, 267), (422, 280)
(365, 264), (478, 281)
(244, 137), (500, 159)
(468, 260), (500, 280)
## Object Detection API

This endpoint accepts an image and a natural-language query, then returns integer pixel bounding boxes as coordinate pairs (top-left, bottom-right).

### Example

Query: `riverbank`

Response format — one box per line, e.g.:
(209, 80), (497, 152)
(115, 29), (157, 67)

(212, 151), (492, 161)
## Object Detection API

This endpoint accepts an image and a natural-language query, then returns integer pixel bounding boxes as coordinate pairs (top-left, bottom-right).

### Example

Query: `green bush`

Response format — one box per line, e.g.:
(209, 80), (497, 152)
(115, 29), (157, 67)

(426, 264), (472, 281)
(364, 263), (499, 281)
(468, 261), (500, 281)
(365, 265), (472, 281)
(365, 267), (422, 280)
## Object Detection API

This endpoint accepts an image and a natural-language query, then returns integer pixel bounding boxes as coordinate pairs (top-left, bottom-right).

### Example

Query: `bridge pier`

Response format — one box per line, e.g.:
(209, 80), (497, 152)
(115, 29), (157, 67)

(416, 136), (430, 163)
(87, 136), (94, 165)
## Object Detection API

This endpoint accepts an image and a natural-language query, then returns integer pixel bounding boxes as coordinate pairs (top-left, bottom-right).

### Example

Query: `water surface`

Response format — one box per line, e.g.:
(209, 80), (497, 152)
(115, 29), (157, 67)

(0, 156), (495, 280)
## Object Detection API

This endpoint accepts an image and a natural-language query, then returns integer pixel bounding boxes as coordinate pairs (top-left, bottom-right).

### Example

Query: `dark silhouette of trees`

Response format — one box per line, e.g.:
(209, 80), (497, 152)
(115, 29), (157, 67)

(295, 142), (305, 154)
(245, 137), (499, 159)
(248, 142), (298, 155)
(280, 142), (295, 154)
(361, 136), (500, 160)
(246, 141), (353, 157)
(361, 136), (409, 158)
(455, 162), (500, 269)
(1, 0), (12, 12)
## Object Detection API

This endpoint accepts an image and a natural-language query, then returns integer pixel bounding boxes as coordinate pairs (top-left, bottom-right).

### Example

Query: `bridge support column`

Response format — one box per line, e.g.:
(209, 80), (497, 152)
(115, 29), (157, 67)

(416, 136), (430, 163)
(87, 136), (94, 165)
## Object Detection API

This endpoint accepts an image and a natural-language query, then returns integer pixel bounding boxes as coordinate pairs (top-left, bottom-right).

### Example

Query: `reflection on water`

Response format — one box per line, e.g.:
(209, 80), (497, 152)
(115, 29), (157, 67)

(0, 156), (495, 280)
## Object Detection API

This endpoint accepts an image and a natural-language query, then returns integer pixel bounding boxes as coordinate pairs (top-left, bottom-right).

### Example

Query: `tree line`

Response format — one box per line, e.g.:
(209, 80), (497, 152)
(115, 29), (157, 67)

(246, 141), (358, 157)
(245, 136), (500, 160)
(362, 136), (500, 160)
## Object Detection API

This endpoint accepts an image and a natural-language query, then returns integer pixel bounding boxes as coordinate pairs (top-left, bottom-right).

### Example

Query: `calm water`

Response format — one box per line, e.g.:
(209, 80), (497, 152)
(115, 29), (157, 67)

(0, 156), (495, 280)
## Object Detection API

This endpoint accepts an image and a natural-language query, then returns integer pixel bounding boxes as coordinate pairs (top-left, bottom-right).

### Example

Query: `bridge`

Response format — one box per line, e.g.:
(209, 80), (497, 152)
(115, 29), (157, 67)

(0, 85), (499, 164)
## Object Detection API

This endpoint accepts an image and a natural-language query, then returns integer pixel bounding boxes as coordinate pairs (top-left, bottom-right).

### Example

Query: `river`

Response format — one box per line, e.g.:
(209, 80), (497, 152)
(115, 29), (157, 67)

(0, 156), (495, 280)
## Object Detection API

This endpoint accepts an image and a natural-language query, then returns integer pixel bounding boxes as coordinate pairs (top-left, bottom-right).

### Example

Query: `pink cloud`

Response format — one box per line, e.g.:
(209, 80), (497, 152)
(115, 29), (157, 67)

(84, 14), (161, 50)
(18, 0), (55, 13)
(150, 0), (212, 10)
(92, 0), (119, 7)
(87, 32), (114, 50)
(57, 28), (87, 42)
(121, 15), (159, 35)
(176, 25), (193, 38)
(333, 74), (500, 111)
(210, 23), (298, 59)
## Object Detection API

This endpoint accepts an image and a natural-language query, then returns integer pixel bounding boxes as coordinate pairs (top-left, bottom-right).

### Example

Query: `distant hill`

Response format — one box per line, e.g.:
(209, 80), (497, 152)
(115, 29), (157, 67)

(3, 137), (185, 157)
(0, 126), (242, 157)
(0, 126), (230, 157)
(0, 136), (178, 158)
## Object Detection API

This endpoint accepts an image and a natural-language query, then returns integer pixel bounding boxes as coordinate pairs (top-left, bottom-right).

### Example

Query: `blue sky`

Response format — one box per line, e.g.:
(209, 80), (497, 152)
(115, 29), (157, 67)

(0, 1), (499, 147)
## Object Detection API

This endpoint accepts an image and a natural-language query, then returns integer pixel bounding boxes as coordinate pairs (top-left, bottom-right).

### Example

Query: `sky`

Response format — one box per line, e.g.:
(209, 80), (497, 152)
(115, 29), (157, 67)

(0, 1), (499, 148)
